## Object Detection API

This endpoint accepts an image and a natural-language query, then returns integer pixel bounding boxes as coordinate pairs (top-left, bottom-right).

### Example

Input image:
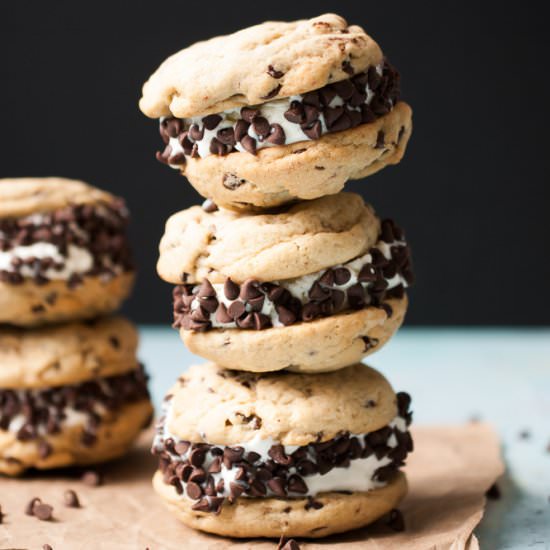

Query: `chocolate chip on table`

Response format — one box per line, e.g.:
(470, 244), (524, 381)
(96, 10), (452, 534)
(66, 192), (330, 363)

(277, 536), (301, 550)
(486, 483), (501, 500)
(81, 470), (103, 487)
(33, 502), (54, 521)
(386, 509), (405, 532)
(64, 489), (80, 508)
(25, 497), (42, 515)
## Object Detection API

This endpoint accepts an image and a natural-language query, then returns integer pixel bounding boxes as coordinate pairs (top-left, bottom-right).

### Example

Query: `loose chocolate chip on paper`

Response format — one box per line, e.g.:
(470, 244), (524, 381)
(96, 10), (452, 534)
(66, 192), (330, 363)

(277, 536), (301, 550)
(25, 497), (42, 515)
(386, 508), (405, 532)
(64, 489), (80, 508)
(33, 502), (54, 521)
(81, 470), (103, 486)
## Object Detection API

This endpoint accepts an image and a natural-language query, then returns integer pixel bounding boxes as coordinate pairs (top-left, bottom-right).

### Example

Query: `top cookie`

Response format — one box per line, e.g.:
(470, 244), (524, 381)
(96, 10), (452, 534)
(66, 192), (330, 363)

(165, 362), (398, 446)
(0, 316), (139, 389)
(0, 178), (116, 219)
(140, 14), (382, 119)
(157, 193), (380, 285)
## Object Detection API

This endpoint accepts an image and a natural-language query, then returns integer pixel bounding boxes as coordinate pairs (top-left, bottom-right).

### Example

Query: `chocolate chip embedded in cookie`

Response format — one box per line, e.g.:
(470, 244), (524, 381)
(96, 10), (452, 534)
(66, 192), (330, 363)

(0, 317), (153, 475)
(0, 178), (135, 326)
(152, 362), (412, 538)
(139, 14), (412, 210)
(157, 193), (413, 373)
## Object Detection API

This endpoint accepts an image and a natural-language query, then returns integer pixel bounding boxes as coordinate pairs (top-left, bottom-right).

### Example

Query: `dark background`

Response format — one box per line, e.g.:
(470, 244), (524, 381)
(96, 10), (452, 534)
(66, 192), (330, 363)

(1, 1), (548, 325)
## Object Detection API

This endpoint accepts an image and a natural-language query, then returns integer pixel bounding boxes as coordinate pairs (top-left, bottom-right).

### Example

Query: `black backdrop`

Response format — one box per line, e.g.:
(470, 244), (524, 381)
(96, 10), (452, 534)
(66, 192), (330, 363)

(1, 1), (548, 325)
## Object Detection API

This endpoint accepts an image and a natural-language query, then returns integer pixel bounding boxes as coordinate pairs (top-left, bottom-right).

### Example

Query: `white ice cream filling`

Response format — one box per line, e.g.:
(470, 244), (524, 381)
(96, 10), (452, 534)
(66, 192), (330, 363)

(0, 242), (94, 280)
(163, 63), (386, 165)
(188, 237), (408, 329)
(154, 398), (410, 501)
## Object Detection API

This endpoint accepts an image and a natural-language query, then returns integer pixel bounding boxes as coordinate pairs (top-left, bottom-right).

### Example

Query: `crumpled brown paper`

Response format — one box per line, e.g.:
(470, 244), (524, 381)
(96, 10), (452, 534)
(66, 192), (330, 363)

(0, 423), (503, 550)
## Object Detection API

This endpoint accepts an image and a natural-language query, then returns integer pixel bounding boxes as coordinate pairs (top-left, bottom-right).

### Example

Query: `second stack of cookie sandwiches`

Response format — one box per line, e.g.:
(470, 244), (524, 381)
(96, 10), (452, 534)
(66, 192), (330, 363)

(0, 178), (152, 474)
(141, 13), (415, 538)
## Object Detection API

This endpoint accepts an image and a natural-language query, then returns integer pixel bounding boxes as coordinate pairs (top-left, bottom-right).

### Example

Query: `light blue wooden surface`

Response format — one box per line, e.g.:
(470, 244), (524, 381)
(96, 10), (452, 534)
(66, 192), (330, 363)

(138, 327), (550, 550)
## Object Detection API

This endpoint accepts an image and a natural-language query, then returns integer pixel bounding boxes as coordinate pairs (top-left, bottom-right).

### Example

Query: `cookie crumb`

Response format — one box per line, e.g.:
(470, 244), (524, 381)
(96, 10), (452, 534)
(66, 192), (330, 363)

(386, 508), (405, 532)
(486, 483), (501, 500)
(81, 470), (103, 486)
(64, 489), (80, 508)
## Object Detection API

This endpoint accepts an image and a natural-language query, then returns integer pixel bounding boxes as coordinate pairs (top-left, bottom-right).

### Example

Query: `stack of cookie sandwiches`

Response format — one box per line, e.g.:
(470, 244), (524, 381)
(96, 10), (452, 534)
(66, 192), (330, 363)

(0, 178), (153, 474)
(141, 14), (415, 538)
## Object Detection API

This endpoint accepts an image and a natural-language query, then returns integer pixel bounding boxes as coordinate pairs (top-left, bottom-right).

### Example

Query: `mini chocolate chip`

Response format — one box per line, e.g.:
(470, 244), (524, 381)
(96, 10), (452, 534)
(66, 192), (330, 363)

(26, 497), (42, 515)
(342, 60), (354, 75)
(215, 303), (233, 324)
(188, 124), (204, 141)
(81, 470), (103, 487)
(333, 267), (351, 285)
(261, 84), (281, 99)
(301, 120), (322, 140)
(221, 278), (239, 301)
(191, 498), (211, 512)
(267, 65), (285, 79)
(186, 481), (203, 500)
(33, 502), (54, 521)
(64, 489), (80, 508)
(252, 116), (271, 140)
(284, 101), (305, 124)
(266, 123), (286, 145)
(486, 483), (501, 500)
(234, 120), (250, 143)
(305, 496), (324, 510)
(240, 107), (260, 122)
(240, 135), (257, 154)
(278, 537), (301, 550)
(268, 444), (293, 466)
(216, 127), (235, 146)
(189, 447), (207, 467)
(276, 305), (297, 326)
(229, 481), (244, 500)
(223, 446), (244, 465)
(202, 114), (222, 131)
(375, 130), (385, 149)
(208, 456), (222, 474)
(197, 279), (216, 298)
(267, 476), (287, 496)
(386, 509), (405, 532)
(228, 300), (245, 319)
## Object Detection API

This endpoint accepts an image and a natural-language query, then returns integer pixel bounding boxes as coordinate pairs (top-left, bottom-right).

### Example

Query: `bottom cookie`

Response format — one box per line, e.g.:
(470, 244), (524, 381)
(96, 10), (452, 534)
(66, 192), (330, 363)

(153, 470), (407, 538)
(0, 366), (153, 475)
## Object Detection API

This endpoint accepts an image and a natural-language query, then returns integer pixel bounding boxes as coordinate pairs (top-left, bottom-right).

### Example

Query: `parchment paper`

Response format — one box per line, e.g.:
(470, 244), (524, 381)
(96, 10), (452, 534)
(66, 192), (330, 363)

(0, 423), (504, 550)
